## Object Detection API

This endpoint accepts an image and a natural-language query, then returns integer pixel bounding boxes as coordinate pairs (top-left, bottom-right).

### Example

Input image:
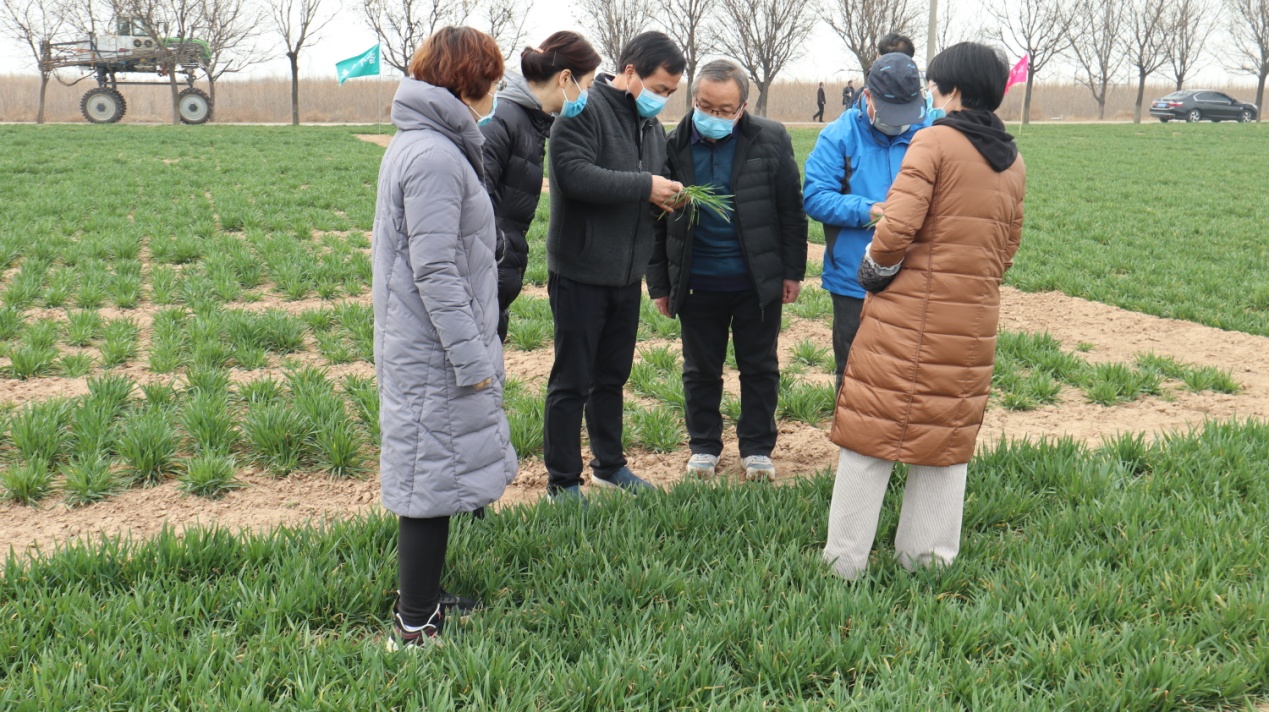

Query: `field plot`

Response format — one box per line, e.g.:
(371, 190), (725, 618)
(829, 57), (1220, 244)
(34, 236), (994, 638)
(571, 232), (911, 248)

(0, 125), (1267, 552)
(0, 124), (1267, 708)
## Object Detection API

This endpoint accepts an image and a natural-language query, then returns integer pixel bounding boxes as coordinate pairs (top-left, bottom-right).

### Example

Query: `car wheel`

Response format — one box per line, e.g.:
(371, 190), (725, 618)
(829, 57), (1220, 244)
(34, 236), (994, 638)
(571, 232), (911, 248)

(1187, 109), (1202, 123)
(1240, 110), (1254, 123)
(1158, 117), (1170, 123)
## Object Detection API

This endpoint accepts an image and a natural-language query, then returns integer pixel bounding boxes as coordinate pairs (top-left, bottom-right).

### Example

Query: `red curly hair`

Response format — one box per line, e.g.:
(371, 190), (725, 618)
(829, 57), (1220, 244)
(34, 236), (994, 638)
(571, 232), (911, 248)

(409, 26), (504, 100)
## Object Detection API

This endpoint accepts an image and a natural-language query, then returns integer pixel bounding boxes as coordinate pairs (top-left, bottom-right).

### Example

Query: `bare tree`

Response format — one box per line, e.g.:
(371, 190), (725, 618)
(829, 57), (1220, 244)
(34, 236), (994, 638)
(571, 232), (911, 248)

(1067, 0), (1123, 120)
(821, 0), (922, 77)
(990, 0), (1071, 124)
(1124, 0), (1168, 123)
(577, 0), (651, 67)
(271, 0), (333, 125)
(362, 0), (473, 75)
(937, 0), (980, 54)
(1164, 0), (1215, 91)
(113, 0), (204, 124)
(716, 0), (815, 116)
(1, 0), (67, 123)
(481, 0), (529, 61)
(199, 0), (265, 104)
(653, 0), (715, 111)
(1227, 0), (1269, 119)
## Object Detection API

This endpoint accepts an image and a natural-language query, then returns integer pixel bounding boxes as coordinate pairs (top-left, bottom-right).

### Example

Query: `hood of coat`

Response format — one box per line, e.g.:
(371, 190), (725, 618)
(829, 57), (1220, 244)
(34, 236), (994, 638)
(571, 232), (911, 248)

(392, 77), (486, 176)
(498, 71), (554, 134)
(499, 72), (541, 111)
(933, 109), (1018, 172)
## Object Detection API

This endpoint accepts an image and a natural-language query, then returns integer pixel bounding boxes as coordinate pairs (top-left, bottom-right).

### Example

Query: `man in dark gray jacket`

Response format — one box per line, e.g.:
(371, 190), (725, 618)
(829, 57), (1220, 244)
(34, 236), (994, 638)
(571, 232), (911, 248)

(544, 31), (686, 502)
(648, 60), (808, 482)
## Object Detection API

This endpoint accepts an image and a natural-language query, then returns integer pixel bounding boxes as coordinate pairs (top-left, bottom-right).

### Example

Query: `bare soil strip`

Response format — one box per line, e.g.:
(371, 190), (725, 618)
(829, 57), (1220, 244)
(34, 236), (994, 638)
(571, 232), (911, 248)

(4, 280), (1266, 562)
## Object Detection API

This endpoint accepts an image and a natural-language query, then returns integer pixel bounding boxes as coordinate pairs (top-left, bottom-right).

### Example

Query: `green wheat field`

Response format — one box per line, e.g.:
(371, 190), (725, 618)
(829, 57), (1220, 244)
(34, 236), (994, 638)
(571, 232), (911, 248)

(1, 123), (1267, 709)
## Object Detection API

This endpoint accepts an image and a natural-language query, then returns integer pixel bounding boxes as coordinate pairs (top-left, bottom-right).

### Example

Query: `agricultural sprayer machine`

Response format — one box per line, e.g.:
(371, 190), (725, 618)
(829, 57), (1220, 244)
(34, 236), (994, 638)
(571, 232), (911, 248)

(40, 17), (213, 124)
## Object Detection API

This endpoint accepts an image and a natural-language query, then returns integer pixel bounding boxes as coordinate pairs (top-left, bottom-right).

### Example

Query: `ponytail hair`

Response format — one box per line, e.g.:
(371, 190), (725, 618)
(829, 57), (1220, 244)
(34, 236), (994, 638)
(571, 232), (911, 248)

(520, 31), (602, 84)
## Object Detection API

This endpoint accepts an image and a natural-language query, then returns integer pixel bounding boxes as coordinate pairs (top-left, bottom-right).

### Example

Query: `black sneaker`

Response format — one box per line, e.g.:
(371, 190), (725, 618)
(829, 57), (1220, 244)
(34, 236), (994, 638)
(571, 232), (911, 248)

(387, 606), (443, 651)
(438, 589), (482, 619)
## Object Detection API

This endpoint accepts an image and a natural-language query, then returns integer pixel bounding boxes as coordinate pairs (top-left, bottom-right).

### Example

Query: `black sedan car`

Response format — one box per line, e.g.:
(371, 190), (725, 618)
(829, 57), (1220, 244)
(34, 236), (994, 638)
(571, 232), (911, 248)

(1150, 90), (1259, 123)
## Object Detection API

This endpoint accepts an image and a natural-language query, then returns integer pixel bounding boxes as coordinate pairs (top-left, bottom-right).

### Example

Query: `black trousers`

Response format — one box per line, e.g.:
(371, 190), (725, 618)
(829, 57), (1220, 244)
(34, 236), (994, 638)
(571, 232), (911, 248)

(680, 289), (782, 459)
(814, 103), (826, 122)
(543, 273), (641, 490)
(397, 515), (450, 627)
(831, 292), (865, 392)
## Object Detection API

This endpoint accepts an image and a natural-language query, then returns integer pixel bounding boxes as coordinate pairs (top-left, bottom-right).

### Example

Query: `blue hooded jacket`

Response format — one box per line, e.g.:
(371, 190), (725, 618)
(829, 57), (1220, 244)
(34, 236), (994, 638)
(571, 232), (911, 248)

(803, 97), (927, 298)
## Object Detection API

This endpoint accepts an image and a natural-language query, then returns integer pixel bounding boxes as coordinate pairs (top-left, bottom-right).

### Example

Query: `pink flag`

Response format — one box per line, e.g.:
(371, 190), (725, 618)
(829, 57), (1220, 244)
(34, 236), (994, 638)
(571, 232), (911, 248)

(1005, 55), (1029, 94)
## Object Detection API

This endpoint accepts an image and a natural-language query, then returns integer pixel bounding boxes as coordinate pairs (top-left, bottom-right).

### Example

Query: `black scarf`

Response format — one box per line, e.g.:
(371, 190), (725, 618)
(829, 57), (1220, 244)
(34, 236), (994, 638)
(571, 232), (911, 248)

(933, 109), (1018, 172)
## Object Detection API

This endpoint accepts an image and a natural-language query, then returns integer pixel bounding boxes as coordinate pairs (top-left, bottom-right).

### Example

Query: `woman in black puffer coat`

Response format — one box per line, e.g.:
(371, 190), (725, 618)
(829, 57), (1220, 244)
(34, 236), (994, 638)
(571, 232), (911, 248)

(480, 31), (602, 341)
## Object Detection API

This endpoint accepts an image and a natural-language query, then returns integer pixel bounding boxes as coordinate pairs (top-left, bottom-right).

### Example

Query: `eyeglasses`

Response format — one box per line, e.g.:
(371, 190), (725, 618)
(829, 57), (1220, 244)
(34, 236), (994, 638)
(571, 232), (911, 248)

(695, 103), (743, 120)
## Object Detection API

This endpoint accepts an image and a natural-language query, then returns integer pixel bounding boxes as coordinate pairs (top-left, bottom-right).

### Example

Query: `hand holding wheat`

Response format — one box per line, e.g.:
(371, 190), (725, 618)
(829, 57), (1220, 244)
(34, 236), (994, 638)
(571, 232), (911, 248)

(660, 185), (735, 225)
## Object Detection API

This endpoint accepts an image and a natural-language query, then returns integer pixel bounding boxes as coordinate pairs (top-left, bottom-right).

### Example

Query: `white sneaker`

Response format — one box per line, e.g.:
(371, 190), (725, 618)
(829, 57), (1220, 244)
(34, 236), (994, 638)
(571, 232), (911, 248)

(741, 455), (776, 482)
(686, 453), (719, 479)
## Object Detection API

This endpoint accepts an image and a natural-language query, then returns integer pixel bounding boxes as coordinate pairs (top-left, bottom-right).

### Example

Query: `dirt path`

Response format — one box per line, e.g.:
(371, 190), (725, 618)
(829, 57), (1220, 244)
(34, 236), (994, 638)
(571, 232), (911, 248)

(4, 276), (1267, 562)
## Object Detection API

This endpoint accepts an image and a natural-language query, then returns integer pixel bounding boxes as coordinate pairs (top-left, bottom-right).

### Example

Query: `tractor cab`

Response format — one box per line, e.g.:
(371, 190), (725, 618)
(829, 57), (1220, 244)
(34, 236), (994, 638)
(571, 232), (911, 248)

(115, 17), (169, 38)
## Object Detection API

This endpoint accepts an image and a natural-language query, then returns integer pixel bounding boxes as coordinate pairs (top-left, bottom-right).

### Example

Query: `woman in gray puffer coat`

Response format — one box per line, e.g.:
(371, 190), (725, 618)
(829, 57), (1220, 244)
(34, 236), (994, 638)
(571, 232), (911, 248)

(373, 26), (517, 648)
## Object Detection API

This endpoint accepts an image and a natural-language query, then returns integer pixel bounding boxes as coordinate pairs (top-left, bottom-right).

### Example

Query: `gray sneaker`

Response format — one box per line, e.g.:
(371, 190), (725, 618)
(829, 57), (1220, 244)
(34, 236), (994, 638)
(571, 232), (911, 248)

(592, 466), (655, 494)
(686, 453), (719, 479)
(548, 485), (587, 507)
(741, 455), (776, 482)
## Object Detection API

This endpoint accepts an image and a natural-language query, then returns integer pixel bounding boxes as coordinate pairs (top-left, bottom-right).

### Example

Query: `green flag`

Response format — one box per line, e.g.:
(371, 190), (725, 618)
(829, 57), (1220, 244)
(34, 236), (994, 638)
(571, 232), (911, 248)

(336, 44), (380, 84)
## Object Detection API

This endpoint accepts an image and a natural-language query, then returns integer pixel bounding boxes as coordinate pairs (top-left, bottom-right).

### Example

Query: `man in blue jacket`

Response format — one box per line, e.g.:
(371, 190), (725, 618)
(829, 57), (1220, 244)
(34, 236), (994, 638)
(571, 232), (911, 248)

(803, 53), (931, 388)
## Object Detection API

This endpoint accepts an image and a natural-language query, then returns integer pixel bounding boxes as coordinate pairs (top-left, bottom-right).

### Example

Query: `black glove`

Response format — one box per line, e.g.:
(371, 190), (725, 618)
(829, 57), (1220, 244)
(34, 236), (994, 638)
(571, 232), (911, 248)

(857, 251), (902, 293)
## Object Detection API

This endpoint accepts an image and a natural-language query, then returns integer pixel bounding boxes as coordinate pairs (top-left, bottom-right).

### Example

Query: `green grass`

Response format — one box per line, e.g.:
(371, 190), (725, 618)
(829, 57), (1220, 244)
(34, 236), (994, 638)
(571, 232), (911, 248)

(999, 124), (1269, 336)
(1, 420), (1268, 708)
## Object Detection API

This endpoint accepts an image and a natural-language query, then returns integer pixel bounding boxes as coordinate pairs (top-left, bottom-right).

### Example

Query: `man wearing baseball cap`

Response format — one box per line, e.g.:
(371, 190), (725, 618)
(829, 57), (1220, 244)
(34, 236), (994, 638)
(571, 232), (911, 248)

(803, 52), (931, 390)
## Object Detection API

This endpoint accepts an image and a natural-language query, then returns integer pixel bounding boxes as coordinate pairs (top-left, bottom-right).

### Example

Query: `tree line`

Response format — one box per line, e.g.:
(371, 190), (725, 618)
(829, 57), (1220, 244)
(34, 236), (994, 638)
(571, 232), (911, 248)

(3, 0), (1267, 124)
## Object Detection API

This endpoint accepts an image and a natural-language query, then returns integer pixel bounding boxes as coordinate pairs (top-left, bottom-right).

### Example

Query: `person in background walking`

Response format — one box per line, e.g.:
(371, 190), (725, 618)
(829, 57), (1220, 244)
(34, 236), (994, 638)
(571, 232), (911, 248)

(803, 53), (931, 391)
(842, 81), (856, 111)
(480, 31), (602, 341)
(543, 31), (686, 504)
(878, 32), (916, 57)
(814, 81), (827, 122)
(647, 60), (808, 482)
(823, 42), (1026, 580)
(373, 26), (517, 648)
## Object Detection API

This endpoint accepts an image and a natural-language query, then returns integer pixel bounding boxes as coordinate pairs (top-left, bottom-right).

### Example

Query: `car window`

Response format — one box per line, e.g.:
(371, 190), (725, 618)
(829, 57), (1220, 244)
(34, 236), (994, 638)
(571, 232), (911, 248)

(1163, 92), (1190, 100)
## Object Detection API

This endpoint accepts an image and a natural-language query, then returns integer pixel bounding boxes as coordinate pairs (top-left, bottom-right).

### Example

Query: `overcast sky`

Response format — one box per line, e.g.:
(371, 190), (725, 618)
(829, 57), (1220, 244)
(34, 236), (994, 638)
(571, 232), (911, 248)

(3, 0), (1250, 88)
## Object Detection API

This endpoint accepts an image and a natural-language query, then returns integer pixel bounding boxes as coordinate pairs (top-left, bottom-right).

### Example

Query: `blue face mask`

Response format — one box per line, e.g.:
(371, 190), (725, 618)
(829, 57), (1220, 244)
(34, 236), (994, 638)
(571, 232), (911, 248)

(470, 95), (497, 127)
(926, 90), (951, 121)
(560, 76), (587, 118)
(634, 75), (669, 118)
(692, 106), (739, 140)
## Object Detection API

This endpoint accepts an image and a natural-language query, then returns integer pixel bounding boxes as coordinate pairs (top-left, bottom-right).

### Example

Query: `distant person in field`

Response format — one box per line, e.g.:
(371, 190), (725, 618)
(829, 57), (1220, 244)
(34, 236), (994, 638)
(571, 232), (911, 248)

(479, 32), (602, 342)
(543, 31), (686, 504)
(373, 26), (517, 648)
(823, 42), (1026, 580)
(814, 81), (827, 122)
(803, 53), (931, 391)
(842, 81), (856, 110)
(647, 60), (808, 482)
(877, 32), (916, 58)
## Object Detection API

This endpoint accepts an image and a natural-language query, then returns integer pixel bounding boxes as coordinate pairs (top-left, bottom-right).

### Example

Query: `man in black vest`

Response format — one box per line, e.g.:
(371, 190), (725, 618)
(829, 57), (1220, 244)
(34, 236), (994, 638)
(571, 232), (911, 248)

(543, 32), (686, 503)
(648, 60), (808, 482)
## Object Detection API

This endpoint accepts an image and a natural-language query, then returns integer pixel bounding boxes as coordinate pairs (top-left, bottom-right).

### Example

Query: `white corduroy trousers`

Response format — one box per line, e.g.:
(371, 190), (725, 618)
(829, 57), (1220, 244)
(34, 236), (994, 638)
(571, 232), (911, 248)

(823, 447), (968, 580)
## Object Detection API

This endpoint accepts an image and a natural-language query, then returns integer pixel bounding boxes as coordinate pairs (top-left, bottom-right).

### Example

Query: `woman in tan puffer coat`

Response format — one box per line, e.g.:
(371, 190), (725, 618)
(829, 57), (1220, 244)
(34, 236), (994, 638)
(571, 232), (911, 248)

(824, 42), (1026, 580)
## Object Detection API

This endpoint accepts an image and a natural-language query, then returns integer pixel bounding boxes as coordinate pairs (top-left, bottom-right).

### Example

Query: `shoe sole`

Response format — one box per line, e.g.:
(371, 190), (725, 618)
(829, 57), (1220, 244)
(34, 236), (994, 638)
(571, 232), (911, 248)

(686, 465), (716, 479)
(744, 467), (775, 482)
(591, 476), (652, 494)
